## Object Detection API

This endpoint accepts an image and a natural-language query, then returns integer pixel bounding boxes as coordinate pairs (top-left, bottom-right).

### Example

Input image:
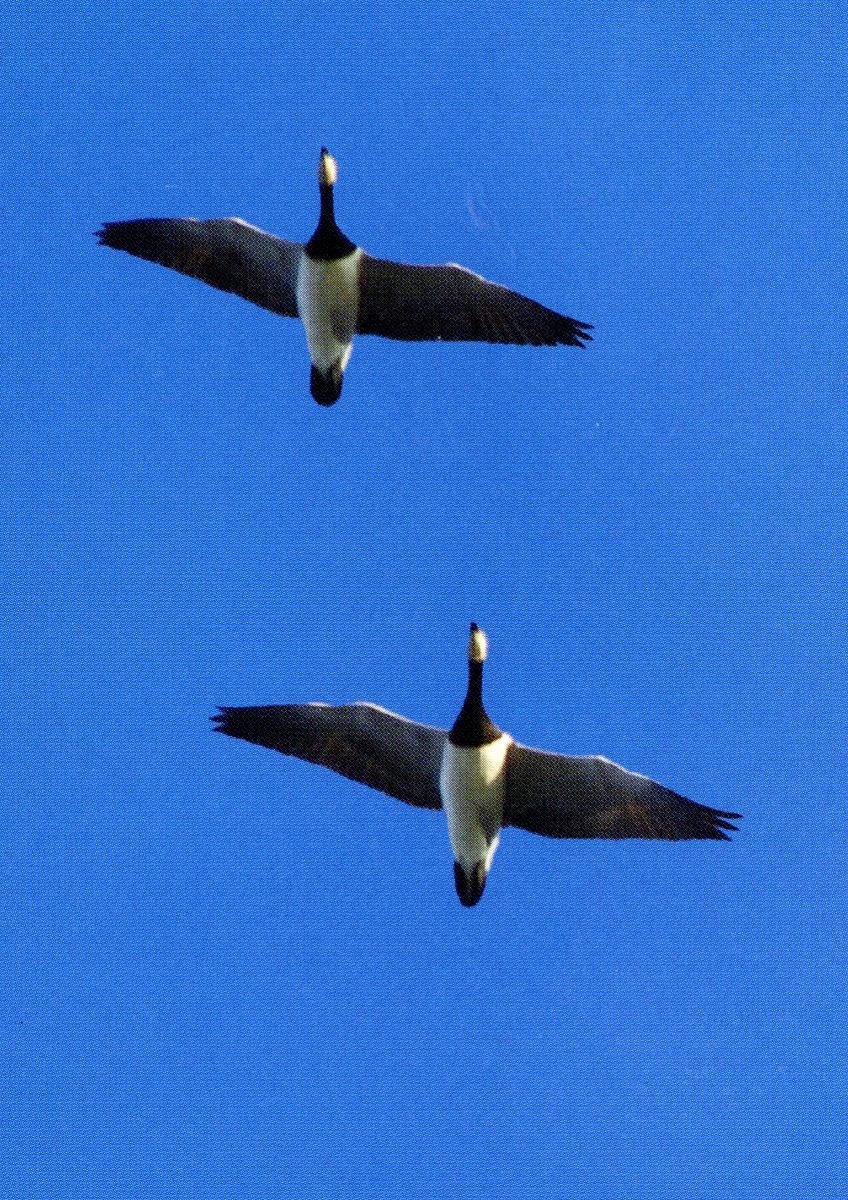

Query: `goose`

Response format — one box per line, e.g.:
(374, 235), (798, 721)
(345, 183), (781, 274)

(96, 148), (592, 406)
(212, 625), (740, 906)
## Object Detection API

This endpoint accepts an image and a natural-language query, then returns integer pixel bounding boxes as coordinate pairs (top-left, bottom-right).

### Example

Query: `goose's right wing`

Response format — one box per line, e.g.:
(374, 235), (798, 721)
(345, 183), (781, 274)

(505, 745), (740, 840)
(356, 255), (592, 346)
(97, 218), (301, 317)
(213, 702), (446, 811)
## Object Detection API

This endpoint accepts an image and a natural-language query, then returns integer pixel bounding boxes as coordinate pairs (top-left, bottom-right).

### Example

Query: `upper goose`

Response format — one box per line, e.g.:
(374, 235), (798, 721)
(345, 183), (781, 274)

(97, 148), (592, 406)
(212, 625), (740, 907)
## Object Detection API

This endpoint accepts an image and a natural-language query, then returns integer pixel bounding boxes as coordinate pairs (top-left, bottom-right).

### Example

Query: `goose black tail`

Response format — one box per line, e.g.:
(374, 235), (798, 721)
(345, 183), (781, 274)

(454, 861), (487, 908)
(310, 365), (343, 407)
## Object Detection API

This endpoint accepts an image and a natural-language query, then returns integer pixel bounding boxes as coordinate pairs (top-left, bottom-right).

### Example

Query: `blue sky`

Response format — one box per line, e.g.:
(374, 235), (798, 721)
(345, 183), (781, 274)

(3, 2), (847, 1196)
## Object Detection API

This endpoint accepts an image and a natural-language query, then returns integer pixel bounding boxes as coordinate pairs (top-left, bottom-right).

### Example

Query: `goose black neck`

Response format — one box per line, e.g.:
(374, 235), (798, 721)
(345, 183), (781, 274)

(449, 661), (502, 747)
(319, 183), (336, 223)
(305, 185), (357, 261)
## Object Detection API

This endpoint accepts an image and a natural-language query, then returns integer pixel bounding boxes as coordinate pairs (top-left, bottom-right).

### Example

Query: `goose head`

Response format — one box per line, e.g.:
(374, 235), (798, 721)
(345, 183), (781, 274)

(306, 147), (356, 263)
(317, 147), (339, 190)
(467, 622), (488, 664)
(449, 622), (502, 748)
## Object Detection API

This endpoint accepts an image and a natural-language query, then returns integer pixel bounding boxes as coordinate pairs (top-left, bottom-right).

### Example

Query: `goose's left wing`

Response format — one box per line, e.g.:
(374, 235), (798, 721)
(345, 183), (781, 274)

(97, 218), (301, 317)
(356, 255), (592, 347)
(504, 745), (740, 840)
(213, 702), (446, 811)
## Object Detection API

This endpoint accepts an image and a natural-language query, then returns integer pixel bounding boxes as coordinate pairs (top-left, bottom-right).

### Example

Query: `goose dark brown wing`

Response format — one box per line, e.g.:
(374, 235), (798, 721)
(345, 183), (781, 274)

(356, 255), (592, 346)
(212, 702), (446, 811)
(504, 745), (740, 840)
(97, 218), (301, 317)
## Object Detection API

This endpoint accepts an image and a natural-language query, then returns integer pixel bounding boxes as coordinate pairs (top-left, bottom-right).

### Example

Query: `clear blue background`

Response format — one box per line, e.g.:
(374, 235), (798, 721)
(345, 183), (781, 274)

(3, 3), (846, 1196)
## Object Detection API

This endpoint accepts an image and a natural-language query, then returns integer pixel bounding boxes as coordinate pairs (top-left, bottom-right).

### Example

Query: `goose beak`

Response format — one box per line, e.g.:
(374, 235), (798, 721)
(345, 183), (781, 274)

(318, 147), (338, 188)
(467, 623), (488, 663)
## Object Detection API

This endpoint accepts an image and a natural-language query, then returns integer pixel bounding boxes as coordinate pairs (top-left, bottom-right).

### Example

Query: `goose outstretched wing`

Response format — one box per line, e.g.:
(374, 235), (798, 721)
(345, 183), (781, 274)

(213, 702), (446, 811)
(504, 746), (740, 840)
(97, 218), (301, 317)
(356, 255), (592, 346)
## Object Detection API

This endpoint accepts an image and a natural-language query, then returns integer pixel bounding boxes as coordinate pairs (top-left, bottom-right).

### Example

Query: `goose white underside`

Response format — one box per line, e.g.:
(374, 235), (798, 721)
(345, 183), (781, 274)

(439, 734), (513, 873)
(296, 248), (362, 372)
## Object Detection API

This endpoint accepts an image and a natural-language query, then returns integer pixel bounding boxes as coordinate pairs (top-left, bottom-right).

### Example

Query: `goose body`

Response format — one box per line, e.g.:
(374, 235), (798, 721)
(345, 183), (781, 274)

(212, 625), (740, 907)
(97, 148), (593, 406)
(440, 735), (511, 906)
(295, 248), (363, 405)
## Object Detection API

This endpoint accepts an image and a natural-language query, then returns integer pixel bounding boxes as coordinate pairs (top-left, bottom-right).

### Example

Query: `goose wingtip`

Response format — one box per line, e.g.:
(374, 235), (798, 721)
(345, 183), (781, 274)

(571, 321), (593, 347)
(211, 707), (234, 733)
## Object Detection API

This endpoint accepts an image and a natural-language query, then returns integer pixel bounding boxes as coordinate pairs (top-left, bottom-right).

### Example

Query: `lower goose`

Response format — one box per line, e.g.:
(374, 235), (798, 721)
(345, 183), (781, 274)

(212, 625), (740, 906)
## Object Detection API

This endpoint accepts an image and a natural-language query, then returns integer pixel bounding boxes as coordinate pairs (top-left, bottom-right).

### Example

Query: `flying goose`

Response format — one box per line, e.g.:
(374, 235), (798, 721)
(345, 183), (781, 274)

(97, 148), (592, 406)
(212, 625), (740, 906)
